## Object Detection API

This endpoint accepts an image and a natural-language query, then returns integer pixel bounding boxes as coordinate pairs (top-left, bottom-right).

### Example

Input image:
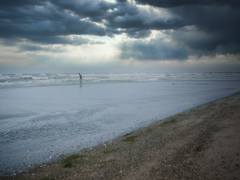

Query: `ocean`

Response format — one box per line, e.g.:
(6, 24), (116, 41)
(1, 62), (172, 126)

(0, 72), (240, 175)
(1, 72), (240, 88)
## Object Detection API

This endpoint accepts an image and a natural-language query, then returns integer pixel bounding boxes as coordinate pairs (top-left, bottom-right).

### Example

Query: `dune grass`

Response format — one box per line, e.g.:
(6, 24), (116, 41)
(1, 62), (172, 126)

(62, 154), (86, 168)
(103, 148), (119, 154)
(121, 135), (139, 143)
(145, 128), (154, 133)
(160, 118), (176, 126)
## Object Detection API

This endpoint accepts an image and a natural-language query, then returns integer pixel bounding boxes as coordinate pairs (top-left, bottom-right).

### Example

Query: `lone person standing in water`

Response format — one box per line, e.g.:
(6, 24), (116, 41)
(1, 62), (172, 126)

(79, 73), (82, 84)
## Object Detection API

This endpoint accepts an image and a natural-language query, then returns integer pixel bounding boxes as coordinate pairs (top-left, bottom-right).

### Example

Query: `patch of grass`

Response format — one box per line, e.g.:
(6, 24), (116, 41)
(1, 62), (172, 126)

(121, 135), (139, 143)
(62, 154), (86, 168)
(160, 118), (176, 126)
(103, 148), (119, 154)
(123, 132), (133, 137)
(177, 113), (186, 117)
(145, 128), (153, 133)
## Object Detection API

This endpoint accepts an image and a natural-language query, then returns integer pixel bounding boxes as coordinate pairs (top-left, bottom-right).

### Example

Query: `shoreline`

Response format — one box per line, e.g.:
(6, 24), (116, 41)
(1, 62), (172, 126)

(1, 93), (240, 179)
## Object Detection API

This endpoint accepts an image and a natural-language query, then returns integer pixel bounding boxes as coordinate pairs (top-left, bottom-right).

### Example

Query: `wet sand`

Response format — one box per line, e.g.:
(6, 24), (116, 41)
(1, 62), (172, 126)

(1, 93), (240, 180)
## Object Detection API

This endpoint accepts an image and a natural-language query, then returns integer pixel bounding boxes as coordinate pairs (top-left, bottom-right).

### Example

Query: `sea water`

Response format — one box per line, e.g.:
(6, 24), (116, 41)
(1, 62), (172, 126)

(0, 72), (240, 175)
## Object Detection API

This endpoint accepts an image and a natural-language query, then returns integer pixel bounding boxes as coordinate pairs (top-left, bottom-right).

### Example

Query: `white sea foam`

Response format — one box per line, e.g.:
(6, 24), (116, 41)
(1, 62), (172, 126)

(0, 72), (240, 88)
(0, 73), (240, 175)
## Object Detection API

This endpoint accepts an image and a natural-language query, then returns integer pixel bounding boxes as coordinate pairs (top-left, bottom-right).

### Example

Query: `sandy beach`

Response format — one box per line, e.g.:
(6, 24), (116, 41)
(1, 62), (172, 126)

(1, 93), (240, 180)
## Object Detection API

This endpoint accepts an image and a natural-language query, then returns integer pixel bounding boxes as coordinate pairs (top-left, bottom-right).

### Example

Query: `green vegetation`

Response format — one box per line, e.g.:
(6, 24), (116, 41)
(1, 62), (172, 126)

(62, 154), (86, 168)
(103, 148), (119, 154)
(177, 113), (186, 116)
(160, 118), (176, 126)
(121, 135), (139, 143)
(145, 128), (153, 133)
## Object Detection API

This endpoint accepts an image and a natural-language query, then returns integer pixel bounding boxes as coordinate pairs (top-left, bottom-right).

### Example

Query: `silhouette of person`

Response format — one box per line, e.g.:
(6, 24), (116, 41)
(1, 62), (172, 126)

(79, 73), (82, 84)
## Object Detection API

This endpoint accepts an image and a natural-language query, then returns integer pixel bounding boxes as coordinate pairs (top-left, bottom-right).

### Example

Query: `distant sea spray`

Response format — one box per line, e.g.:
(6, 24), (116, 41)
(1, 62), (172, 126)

(0, 72), (240, 88)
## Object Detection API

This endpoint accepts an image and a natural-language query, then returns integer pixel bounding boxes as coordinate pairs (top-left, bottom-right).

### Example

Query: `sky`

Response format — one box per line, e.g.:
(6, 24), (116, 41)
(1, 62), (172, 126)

(0, 0), (240, 73)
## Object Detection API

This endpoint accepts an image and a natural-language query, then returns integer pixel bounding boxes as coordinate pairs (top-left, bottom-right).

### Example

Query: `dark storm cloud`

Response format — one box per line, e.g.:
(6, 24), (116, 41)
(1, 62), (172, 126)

(104, 2), (140, 28)
(0, 0), (239, 60)
(116, 0), (127, 3)
(0, 0), (46, 7)
(0, 0), (110, 44)
(51, 0), (116, 22)
(0, 0), (149, 42)
(119, 0), (240, 60)
(135, 0), (240, 8)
